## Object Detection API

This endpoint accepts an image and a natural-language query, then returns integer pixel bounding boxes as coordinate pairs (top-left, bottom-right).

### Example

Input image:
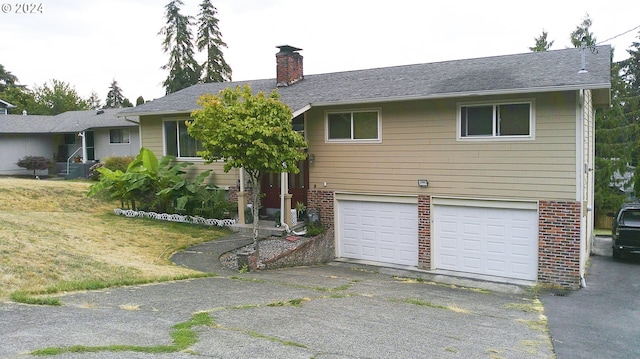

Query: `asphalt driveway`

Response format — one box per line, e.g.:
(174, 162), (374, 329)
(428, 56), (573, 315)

(0, 255), (553, 358)
(542, 236), (640, 359)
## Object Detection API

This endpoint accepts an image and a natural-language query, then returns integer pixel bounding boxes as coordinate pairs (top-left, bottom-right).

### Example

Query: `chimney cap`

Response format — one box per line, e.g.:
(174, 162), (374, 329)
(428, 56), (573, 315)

(276, 45), (302, 54)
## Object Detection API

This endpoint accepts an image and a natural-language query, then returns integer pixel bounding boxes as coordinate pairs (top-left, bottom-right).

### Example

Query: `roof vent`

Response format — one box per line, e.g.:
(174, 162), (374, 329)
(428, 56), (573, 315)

(96, 109), (104, 115)
(22, 110), (27, 116)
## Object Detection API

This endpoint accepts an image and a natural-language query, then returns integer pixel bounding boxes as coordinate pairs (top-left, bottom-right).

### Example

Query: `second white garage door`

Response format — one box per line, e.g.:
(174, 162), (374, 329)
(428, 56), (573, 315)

(433, 201), (538, 281)
(338, 199), (418, 267)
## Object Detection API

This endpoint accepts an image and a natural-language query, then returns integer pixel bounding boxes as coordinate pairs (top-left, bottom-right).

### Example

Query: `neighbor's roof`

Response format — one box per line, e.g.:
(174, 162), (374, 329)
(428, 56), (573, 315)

(0, 108), (138, 134)
(119, 45), (612, 118)
(0, 98), (16, 108)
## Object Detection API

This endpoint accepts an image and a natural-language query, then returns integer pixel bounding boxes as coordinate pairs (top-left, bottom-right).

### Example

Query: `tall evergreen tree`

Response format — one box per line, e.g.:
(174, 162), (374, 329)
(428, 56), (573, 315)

(0, 64), (18, 92)
(619, 33), (640, 197)
(529, 30), (554, 52)
(87, 91), (102, 110)
(159, 0), (201, 94)
(105, 79), (125, 108)
(136, 96), (145, 106)
(196, 0), (232, 82)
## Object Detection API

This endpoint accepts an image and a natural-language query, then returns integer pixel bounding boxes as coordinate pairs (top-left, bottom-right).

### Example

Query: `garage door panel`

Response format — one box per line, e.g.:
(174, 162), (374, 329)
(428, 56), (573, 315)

(338, 200), (418, 267)
(435, 204), (538, 281)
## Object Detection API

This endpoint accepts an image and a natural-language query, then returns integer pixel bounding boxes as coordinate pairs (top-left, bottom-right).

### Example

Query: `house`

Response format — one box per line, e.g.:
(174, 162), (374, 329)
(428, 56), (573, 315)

(0, 98), (16, 115)
(119, 45), (611, 288)
(0, 108), (140, 177)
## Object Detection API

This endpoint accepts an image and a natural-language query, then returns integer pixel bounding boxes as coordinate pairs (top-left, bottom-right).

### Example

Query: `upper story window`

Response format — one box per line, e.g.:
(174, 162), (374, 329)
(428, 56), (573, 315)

(164, 119), (203, 158)
(109, 129), (130, 144)
(458, 100), (534, 140)
(326, 109), (381, 142)
(292, 113), (305, 138)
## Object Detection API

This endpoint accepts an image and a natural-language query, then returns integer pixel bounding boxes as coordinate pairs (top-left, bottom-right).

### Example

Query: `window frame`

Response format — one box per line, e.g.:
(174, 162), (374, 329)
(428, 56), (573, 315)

(162, 118), (204, 160)
(325, 108), (382, 143)
(457, 99), (535, 141)
(109, 128), (130, 144)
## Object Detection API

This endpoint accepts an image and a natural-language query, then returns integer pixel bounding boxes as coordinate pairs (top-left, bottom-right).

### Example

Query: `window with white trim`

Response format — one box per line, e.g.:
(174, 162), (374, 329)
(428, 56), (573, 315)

(109, 129), (130, 144)
(459, 101), (533, 139)
(326, 110), (380, 142)
(164, 120), (203, 158)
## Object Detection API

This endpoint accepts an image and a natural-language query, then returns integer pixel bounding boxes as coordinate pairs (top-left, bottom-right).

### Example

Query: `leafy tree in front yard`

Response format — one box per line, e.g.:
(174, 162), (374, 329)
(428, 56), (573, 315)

(188, 85), (308, 258)
(16, 156), (51, 177)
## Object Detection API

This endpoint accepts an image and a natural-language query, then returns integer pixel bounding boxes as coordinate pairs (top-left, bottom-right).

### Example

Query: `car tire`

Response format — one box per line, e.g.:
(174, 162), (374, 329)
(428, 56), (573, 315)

(612, 247), (621, 259)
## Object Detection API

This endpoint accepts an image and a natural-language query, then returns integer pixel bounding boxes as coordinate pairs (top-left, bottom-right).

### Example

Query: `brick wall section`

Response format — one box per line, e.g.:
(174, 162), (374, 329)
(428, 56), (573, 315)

(262, 228), (335, 269)
(538, 200), (582, 289)
(418, 195), (431, 269)
(307, 190), (335, 228)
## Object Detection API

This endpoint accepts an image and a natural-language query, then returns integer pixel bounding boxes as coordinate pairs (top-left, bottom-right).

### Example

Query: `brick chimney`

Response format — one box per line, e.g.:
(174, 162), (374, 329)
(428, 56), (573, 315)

(276, 45), (303, 87)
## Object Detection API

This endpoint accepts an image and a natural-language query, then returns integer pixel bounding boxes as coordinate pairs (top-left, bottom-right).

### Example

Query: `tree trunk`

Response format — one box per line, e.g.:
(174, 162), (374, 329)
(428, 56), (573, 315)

(251, 173), (261, 263)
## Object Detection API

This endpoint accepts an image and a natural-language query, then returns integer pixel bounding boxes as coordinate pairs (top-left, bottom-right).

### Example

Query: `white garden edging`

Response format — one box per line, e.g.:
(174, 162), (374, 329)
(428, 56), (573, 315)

(113, 208), (236, 227)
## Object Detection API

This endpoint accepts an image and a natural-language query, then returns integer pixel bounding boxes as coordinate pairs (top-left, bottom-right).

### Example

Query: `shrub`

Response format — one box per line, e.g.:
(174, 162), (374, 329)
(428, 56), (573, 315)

(88, 162), (103, 181)
(16, 156), (52, 177)
(305, 221), (325, 237)
(104, 156), (134, 173)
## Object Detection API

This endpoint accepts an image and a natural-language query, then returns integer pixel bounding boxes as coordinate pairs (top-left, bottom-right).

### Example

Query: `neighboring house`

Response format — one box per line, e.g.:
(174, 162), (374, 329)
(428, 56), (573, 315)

(0, 108), (140, 176)
(0, 98), (16, 115)
(120, 45), (611, 289)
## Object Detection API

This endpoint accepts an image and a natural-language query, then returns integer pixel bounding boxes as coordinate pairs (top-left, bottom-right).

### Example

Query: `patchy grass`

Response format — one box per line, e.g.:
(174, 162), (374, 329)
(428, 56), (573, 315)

(390, 298), (471, 314)
(0, 178), (229, 302)
(31, 312), (213, 356)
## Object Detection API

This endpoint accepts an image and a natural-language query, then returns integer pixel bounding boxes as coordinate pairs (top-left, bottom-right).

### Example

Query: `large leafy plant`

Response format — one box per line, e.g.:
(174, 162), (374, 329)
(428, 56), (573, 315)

(88, 148), (232, 218)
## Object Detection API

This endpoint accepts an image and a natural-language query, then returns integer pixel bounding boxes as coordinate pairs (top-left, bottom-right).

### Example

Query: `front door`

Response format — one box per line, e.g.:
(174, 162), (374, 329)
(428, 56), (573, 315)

(260, 159), (309, 210)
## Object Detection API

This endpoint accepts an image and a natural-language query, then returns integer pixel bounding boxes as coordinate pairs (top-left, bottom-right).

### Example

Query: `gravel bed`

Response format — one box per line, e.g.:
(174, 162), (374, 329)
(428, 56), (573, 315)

(220, 235), (313, 270)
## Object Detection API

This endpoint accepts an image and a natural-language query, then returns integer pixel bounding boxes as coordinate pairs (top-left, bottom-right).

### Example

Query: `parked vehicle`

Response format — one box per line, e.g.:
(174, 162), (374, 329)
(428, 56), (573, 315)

(612, 203), (640, 259)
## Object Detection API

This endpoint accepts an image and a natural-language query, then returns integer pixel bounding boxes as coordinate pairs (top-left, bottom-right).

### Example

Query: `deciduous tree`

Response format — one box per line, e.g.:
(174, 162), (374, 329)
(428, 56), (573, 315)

(189, 85), (308, 256)
(33, 79), (88, 115)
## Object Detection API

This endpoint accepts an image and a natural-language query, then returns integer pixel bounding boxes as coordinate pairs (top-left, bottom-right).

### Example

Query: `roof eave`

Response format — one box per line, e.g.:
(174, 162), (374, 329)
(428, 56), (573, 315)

(308, 84), (611, 108)
(117, 109), (198, 117)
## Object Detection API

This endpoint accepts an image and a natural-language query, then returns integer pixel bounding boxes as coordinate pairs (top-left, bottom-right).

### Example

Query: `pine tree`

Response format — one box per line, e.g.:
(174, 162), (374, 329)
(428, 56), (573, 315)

(159, 0), (201, 94)
(530, 30), (554, 52)
(87, 91), (102, 110)
(196, 0), (232, 82)
(105, 79), (125, 108)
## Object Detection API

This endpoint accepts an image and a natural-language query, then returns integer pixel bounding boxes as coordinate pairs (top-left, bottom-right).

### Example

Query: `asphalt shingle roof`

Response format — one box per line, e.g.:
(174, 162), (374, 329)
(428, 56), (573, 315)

(0, 108), (138, 134)
(119, 45), (611, 117)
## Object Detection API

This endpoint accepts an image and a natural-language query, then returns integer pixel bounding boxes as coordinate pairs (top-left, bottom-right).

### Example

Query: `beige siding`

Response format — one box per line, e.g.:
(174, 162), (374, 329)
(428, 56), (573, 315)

(139, 114), (239, 187)
(306, 92), (578, 201)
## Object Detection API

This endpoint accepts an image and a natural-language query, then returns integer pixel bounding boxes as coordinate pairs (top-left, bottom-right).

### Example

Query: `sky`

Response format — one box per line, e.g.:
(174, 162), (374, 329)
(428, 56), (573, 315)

(1, 0), (639, 104)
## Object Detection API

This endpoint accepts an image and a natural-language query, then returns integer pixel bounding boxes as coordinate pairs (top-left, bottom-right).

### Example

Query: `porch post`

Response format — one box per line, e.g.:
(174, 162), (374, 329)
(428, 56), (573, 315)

(80, 131), (87, 164)
(280, 171), (286, 226)
(284, 193), (293, 226)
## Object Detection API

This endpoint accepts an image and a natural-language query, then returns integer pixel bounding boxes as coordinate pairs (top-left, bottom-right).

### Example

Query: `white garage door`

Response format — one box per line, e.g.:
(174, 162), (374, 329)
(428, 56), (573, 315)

(434, 202), (538, 281)
(338, 200), (418, 267)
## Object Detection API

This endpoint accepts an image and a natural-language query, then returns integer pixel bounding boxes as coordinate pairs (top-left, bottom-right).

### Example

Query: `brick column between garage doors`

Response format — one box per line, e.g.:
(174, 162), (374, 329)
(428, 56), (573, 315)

(417, 195), (431, 269)
(538, 200), (582, 289)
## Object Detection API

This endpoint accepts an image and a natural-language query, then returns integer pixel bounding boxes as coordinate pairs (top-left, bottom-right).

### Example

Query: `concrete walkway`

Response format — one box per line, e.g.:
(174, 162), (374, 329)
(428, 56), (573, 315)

(170, 233), (252, 273)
